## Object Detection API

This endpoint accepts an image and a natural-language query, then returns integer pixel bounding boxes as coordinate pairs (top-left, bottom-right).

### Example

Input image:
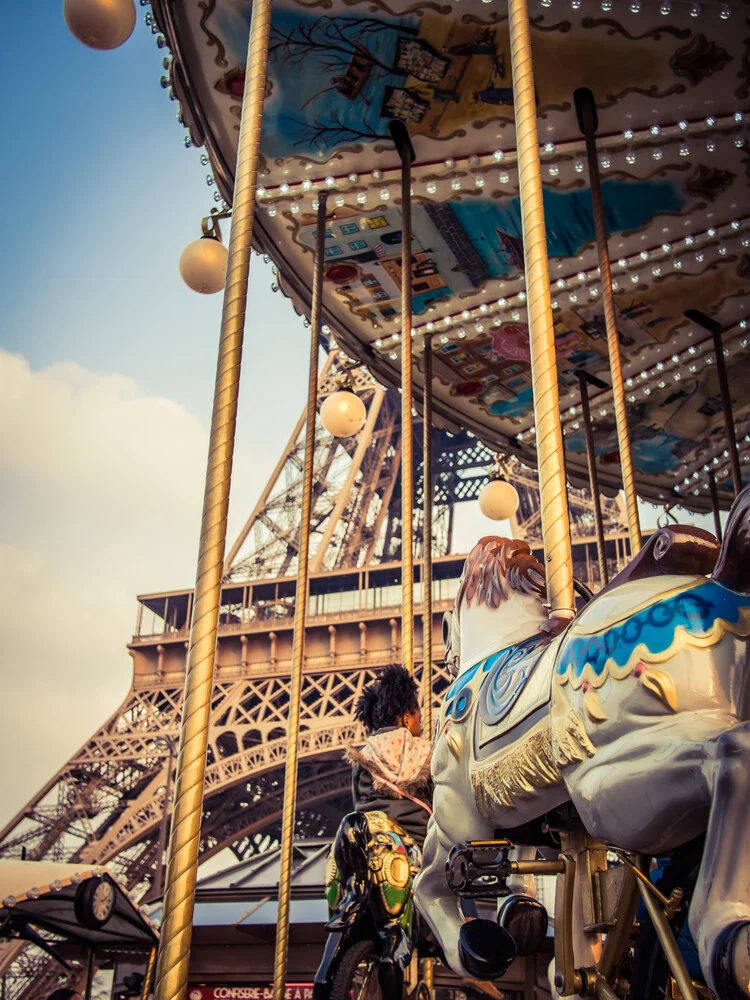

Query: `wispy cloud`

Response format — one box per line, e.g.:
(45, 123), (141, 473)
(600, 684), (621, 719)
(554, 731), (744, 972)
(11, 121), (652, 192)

(0, 351), (213, 824)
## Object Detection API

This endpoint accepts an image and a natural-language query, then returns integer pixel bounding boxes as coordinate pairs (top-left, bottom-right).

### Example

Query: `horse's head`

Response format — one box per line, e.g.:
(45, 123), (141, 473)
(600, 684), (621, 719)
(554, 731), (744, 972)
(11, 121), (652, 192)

(447, 536), (548, 675)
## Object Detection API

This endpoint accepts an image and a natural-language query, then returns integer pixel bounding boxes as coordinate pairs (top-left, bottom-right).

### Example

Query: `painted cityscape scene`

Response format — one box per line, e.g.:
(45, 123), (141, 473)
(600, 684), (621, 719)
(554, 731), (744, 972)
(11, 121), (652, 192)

(210, 2), (691, 161)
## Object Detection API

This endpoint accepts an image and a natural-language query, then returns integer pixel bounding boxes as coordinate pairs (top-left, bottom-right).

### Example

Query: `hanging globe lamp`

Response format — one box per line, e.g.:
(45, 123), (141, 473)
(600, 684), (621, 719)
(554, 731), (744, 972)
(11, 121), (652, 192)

(478, 458), (520, 521)
(63, 0), (136, 50)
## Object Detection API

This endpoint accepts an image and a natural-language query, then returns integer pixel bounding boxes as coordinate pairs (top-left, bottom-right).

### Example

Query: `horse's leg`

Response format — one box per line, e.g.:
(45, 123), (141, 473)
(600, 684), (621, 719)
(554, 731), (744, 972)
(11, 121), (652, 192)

(415, 818), (470, 975)
(414, 776), (521, 982)
(690, 720), (750, 1000)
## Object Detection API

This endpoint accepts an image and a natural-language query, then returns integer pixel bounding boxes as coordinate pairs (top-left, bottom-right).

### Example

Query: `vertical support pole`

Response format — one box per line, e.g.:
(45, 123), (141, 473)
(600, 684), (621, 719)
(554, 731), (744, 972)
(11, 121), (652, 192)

(390, 119), (416, 672)
(575, 88), (642, 556)
(419, 956), (434, 999)
(422, 335), (434, 736)
(153, 740), (175, 900)
(508, 0), (575, 621)
(141, 948), (157, 1000)
(708, 471), (723, 542)
(272, 192), (328, 1000)
(84, 948), (95, 1000)
(576, 370), (608, 586)
(153, 0), (272, 996)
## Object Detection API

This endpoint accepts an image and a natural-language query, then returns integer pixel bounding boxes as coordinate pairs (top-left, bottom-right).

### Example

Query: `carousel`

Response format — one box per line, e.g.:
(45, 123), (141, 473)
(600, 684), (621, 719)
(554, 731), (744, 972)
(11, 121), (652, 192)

(63, 0), (750, 999)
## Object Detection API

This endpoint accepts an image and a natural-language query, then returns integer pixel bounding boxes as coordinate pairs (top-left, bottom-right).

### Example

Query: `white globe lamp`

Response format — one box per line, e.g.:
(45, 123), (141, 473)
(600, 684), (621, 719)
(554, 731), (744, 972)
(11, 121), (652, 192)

(179, 236), (228, 295)
(479, 477), (519, 521)
(63, 0), (136, 50)
(320, 389), (367, 438)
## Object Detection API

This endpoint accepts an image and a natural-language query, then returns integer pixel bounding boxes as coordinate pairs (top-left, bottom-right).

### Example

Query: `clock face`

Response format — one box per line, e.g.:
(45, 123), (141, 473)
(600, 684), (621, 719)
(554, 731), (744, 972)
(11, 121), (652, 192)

(91, 880), (115, 923)
(75, 877), (116, 929)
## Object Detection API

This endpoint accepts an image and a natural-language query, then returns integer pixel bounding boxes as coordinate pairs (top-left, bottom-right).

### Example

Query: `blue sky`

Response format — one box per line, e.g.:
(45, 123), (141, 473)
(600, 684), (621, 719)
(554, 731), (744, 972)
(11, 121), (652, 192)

(1, 3), (309, 427)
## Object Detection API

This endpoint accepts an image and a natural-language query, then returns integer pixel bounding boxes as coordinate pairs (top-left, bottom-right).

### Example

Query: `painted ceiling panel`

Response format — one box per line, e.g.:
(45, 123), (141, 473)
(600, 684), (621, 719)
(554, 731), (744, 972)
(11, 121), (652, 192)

(153, 0), (750, 510)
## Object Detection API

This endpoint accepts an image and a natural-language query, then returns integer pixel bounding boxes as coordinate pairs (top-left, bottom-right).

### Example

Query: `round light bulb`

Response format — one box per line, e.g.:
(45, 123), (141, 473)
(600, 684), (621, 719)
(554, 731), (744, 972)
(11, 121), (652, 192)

(320, 389), (366, 437)
(478, 479), (520, 521)
(63, 0), (136, 50)
(179, 236), (228, 294)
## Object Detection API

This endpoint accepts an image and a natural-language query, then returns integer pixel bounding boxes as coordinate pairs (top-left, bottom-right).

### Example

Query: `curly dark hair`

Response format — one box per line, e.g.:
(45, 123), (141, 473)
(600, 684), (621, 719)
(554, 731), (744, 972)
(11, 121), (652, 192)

(354, 665), (420, 734)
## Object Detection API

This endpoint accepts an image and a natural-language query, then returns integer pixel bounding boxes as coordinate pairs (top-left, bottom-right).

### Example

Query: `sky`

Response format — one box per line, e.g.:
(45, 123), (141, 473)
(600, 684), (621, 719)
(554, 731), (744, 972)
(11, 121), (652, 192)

(0, 4), (722, 835)
(0, 4), (313, 827)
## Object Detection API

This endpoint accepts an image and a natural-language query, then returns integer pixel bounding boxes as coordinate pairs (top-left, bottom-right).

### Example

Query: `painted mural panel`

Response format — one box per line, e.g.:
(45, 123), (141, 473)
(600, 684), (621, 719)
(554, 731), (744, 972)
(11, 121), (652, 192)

(163, 0), (750, 507)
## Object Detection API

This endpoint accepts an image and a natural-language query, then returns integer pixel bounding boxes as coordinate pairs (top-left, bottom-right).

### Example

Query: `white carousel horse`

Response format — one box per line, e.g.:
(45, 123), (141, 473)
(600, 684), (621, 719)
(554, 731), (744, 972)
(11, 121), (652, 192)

(414, 485), (750, 999)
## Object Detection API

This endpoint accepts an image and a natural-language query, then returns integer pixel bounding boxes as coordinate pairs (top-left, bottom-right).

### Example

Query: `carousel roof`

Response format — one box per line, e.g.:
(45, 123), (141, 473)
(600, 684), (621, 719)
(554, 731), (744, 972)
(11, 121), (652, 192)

(153, 0), (750, 511)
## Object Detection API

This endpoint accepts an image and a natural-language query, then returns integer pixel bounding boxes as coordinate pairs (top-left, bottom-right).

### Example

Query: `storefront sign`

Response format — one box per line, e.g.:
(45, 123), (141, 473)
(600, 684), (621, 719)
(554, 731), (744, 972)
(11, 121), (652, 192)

(188, 987), (313, 1000)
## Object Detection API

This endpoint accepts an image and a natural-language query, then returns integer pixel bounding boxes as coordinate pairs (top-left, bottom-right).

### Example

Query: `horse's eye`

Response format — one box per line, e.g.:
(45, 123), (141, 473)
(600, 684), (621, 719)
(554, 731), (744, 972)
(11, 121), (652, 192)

(451, 685), (473, 722)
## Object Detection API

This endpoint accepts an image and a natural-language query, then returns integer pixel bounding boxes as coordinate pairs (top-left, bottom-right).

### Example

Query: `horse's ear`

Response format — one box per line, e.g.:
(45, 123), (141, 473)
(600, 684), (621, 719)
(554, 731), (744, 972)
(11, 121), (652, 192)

(442, 611), (453, 654)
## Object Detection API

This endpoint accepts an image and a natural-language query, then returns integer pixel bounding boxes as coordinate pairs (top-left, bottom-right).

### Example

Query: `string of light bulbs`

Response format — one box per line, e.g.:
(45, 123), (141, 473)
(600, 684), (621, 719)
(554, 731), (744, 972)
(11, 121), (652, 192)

(253, 110), (746, 209)
(366, 218), (749, 358)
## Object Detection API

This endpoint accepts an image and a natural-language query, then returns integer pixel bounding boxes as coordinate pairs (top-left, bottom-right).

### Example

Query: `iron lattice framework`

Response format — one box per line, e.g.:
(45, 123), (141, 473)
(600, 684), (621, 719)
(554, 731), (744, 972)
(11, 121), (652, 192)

(226, 352), (628, 581)
(0, 351), (626, 997)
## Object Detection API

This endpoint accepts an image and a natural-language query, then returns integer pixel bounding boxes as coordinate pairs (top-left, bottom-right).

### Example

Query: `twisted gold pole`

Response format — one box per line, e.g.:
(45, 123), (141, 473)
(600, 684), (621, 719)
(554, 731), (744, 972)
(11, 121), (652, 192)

(576, 89), (642, 555)
(419, 335), (434, 1000)
(420, 956), (434, 998)
(395, 123), (415, 673)
(508, 0), (575, 620)
(272, 192), (328, 1000)
(153, 2), (273, 997)
(141, 948), (157, 1000)
(422, 335), (434, 735)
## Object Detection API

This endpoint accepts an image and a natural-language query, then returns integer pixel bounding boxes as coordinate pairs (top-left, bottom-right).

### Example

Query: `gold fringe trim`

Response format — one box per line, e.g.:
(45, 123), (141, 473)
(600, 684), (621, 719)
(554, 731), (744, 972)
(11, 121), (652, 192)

(471, 712), (595, 816)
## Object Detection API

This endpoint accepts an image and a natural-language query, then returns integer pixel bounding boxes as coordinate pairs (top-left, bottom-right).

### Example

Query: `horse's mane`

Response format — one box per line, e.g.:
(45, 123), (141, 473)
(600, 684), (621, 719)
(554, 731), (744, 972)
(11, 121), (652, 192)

(456, 536), (546, 616)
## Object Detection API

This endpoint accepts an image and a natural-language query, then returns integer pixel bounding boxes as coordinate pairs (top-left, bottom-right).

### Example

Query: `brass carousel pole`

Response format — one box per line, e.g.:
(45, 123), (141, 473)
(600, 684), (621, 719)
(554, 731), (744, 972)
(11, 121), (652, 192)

(576, 369), (609, 586)
(422, 334), (434, 736)
(575, 87), (642, 556)
(141, 948), (157, 1000)
(272, 192), (328, 1000)
(390, 119), (416, 673)
(508, 0), (575, 621)
(153, 1), (273, 997)
(420, 335), (435, 998)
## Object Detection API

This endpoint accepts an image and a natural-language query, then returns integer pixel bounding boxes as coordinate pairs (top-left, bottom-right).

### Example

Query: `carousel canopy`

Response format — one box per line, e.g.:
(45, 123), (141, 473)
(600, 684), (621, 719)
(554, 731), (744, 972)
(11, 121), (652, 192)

(154, 0), (749, 511)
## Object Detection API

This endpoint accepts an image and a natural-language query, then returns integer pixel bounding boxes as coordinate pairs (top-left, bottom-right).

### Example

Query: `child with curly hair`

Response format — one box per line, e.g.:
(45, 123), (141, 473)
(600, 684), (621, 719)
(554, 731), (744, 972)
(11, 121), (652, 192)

(316, 667), (434, 997)
(347, 664), (433, 844)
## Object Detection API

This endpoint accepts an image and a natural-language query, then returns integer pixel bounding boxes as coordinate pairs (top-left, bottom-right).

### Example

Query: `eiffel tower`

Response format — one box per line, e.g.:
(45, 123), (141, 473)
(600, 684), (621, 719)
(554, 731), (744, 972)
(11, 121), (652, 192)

(0, 351), (627, 996)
